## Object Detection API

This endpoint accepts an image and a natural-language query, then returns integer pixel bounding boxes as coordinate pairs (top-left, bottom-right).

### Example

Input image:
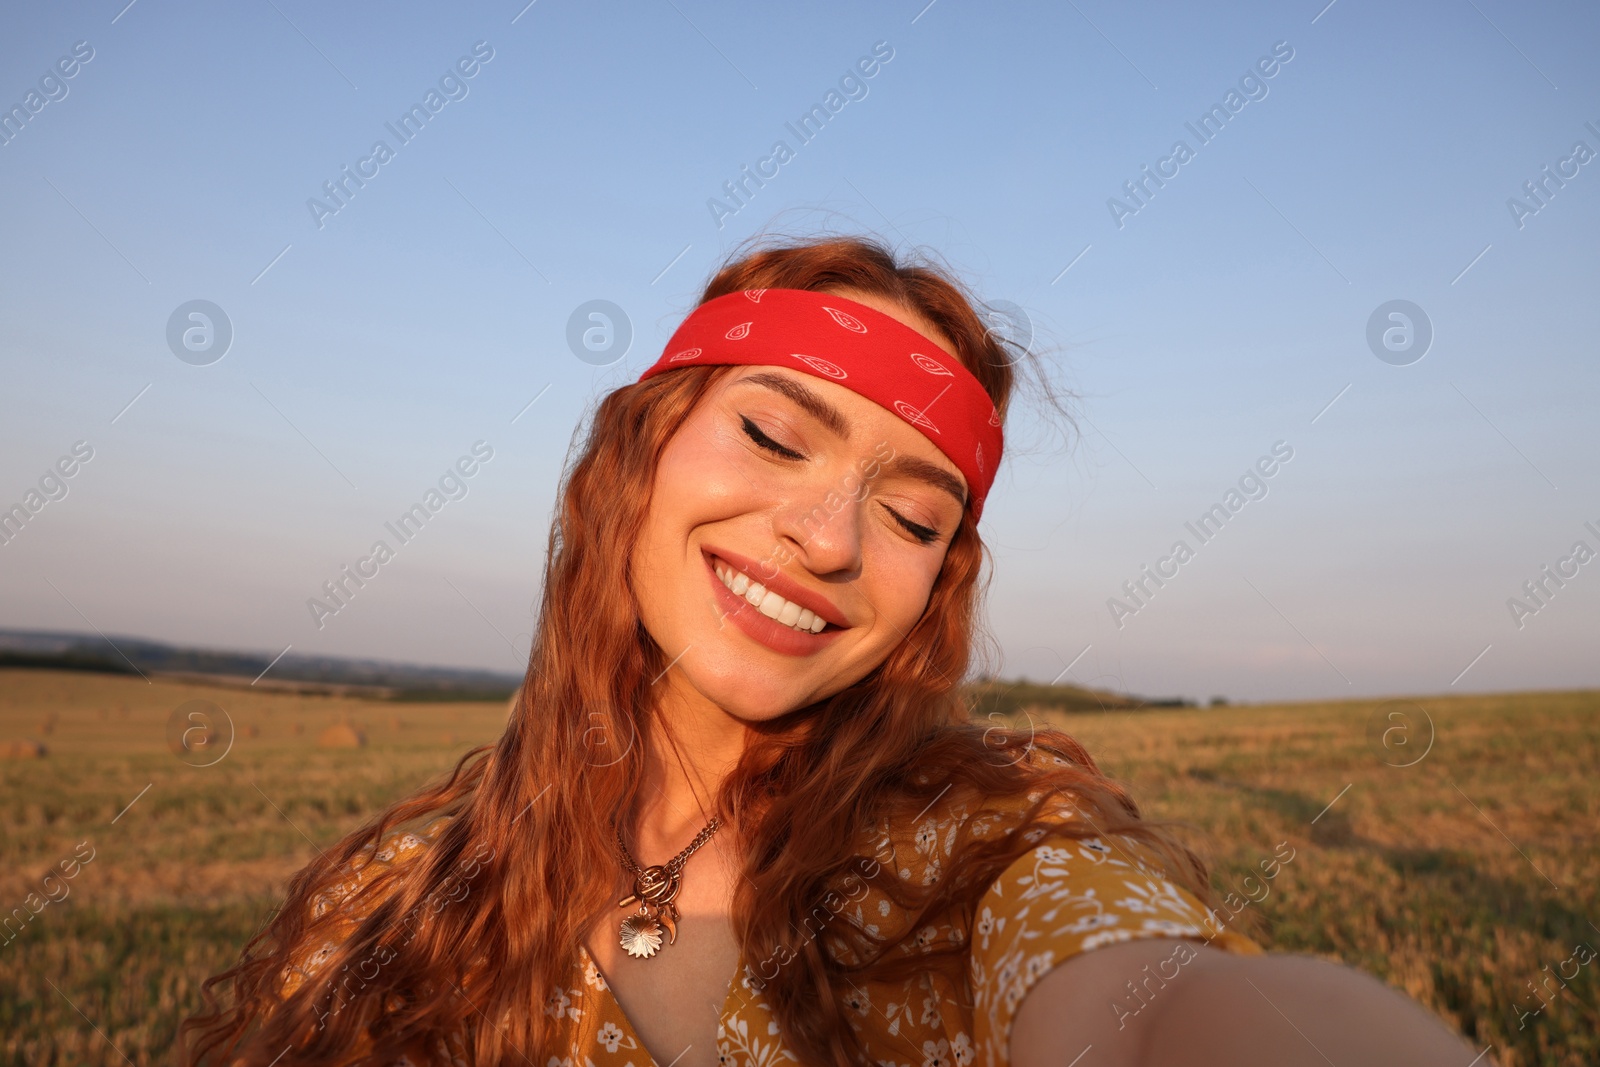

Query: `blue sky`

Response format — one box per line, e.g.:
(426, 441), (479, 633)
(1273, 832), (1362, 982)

(2, 0), (1596, 703)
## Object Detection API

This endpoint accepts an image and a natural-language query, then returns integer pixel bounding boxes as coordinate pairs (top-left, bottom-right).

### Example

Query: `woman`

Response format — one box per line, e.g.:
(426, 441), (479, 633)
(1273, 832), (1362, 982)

(182, 236), (1487, 1067)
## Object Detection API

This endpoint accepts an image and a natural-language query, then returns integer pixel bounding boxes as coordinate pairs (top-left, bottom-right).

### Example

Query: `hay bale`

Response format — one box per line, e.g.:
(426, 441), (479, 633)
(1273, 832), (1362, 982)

(2, 739), (48, 759)
(318, 722), (366, 748)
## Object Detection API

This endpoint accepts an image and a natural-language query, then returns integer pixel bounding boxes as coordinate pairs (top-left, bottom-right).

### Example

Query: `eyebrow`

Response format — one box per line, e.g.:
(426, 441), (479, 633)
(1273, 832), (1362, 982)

(738, 371), (968, 510)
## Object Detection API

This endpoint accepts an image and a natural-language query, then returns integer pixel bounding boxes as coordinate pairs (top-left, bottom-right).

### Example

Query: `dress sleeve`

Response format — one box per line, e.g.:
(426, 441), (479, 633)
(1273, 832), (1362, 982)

(967, 827), (1265, 1067)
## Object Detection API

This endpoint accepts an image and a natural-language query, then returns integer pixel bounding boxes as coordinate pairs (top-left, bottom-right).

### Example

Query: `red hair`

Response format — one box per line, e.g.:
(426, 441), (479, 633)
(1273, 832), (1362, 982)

(180, 233), (1226, 1066)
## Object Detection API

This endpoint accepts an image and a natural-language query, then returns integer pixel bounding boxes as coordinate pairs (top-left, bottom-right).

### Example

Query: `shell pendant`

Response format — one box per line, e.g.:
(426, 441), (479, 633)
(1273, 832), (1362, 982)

(619, 907), (664, 958)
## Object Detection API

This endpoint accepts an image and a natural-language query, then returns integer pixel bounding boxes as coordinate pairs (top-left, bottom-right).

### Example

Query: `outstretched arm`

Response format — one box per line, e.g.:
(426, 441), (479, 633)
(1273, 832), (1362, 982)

(1010, 938), (1491, 1067)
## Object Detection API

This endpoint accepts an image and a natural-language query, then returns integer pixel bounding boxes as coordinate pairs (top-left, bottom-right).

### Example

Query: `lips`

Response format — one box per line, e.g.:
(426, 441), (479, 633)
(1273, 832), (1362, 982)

(701, 546), (849, 628)
(701, 546), (849, 657)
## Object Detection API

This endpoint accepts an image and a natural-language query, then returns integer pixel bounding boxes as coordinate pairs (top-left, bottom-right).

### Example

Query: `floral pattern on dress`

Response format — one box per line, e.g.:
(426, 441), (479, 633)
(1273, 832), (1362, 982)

(717, 1008), (800, 1067)
(965, 804), (1265, 1065)
(278, 751), (1262, 1067)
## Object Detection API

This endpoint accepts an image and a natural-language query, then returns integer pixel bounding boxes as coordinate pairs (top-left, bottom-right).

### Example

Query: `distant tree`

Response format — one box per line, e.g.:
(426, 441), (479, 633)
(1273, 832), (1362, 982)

(1209, 696), (1229, 707)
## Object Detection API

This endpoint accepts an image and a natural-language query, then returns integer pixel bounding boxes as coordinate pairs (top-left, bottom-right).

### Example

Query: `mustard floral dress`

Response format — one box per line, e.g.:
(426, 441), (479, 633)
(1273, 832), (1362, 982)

(280, 749), (1264, 1066)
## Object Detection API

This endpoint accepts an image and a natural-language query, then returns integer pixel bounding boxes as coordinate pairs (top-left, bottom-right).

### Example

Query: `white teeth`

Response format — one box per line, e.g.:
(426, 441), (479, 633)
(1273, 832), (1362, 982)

(714, 560), (829, 633)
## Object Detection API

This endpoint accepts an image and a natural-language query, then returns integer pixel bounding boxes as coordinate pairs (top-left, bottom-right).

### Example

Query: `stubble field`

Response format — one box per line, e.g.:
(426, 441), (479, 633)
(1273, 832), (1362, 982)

(0, 668), (1594, 1066)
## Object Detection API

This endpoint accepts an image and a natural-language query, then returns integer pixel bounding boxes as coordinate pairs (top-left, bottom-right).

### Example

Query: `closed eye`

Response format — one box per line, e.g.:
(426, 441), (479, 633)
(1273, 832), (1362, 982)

(740, 415), (805, 460)
(884, 504), (940, 545)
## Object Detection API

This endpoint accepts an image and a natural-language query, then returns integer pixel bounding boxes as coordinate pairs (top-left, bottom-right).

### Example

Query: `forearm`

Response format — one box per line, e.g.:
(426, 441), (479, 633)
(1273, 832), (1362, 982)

(1137, 950), (1489, 1067)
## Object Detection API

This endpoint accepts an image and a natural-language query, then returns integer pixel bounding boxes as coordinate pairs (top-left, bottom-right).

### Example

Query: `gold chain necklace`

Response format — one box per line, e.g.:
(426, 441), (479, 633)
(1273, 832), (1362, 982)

(615, 816), (720, 959)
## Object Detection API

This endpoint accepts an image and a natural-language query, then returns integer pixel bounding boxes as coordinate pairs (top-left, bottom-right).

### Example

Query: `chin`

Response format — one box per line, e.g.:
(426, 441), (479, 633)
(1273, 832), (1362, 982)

(713, 681), (812, 723)
(687, 666), (817, 723)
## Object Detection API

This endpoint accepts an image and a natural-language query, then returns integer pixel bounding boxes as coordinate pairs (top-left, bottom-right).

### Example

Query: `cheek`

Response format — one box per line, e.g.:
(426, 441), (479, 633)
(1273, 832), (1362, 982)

(864, 543), (946, 630)
(631, 420), (752, 593)
(653, 418), (755, 513)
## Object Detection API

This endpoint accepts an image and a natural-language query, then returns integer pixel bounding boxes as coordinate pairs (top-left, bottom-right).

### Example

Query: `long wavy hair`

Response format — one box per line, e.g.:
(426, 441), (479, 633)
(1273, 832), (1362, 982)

(181, 233), (1230, 1066)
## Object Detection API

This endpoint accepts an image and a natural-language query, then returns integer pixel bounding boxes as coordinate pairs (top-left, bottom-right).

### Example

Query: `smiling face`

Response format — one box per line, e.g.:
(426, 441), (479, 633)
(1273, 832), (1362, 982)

(628, 289), (972, 723)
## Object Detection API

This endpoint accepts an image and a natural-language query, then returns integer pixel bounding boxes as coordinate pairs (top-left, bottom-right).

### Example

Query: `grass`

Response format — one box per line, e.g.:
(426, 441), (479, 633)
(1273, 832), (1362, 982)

(1, 669), (1595, 1065)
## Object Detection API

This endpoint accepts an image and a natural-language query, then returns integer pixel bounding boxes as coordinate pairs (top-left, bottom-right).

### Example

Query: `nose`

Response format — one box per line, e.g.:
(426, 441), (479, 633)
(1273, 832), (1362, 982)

(770, 475), (865, 579)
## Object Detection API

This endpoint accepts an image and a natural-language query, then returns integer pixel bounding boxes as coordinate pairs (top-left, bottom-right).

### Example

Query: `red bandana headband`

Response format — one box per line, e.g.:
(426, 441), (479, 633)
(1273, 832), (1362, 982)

(637, 288), (1004, 521)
